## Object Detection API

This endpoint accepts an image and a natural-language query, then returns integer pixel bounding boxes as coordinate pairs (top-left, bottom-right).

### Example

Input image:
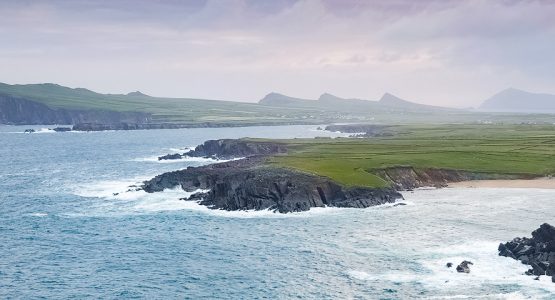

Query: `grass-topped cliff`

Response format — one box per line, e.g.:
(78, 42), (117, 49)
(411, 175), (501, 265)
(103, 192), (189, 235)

(264, 124), (555, 188)
(143, 123), (555, 212)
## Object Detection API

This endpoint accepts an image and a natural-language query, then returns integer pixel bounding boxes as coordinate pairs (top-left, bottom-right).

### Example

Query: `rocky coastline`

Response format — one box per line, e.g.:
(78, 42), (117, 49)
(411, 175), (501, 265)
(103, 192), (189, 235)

(499, 223), (555, 282)
(142, 138), (539, 213)
(143, 139), (402, 213)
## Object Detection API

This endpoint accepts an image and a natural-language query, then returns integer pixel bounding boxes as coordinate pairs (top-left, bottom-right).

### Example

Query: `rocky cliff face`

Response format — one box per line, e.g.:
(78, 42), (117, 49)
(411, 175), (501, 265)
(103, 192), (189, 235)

(0, 94), (151, 125)
(142, 157), (402, 213)
(144, 139), (535, 213)
(499, 223), (555, 282)
(184, 139), (288, 159)
(158, 139), (289, 160)
(373, 166), (532, 190)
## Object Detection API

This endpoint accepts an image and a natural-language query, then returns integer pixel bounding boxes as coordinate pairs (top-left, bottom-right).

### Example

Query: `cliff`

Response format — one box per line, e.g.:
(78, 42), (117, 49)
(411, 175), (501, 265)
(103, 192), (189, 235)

(373, 167), (532, 190)
(158, 139), (288, 160)
(142, 139), (538, 213)
(142, 157), (402, 213)
(0, 94), (151, 125)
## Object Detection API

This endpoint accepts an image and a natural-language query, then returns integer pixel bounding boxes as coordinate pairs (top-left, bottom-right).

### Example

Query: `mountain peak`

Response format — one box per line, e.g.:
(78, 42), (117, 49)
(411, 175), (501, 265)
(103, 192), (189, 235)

(318, 93), (344, 102)
(127, 91), (149, 97)
(379, 92), (406, 105)
(259, 92), (311, 105)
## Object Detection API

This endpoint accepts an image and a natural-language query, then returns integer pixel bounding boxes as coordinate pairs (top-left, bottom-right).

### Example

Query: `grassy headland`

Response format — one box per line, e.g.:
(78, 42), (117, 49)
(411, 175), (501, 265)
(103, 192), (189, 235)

(265, 124), (555, 188)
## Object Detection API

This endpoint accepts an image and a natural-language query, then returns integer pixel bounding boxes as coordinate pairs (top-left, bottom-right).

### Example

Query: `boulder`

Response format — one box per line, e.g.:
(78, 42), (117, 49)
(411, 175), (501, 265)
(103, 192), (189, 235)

(456, 260), (473, 273)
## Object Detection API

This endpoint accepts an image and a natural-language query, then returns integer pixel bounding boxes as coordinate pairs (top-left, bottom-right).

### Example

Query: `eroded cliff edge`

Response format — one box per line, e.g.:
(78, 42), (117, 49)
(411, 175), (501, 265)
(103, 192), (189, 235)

(143, 156), (401, 213)
(141, 139), (535, 213)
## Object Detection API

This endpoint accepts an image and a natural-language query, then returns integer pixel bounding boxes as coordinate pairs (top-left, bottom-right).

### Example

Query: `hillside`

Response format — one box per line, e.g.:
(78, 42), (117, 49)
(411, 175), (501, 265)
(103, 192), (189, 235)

(480, 88), (555, 112)
(0, 83), (323, 126)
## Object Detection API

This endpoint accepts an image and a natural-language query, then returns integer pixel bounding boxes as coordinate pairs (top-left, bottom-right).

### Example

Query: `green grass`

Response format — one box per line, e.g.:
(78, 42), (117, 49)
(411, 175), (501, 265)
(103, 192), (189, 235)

(265, 124), (555, 188)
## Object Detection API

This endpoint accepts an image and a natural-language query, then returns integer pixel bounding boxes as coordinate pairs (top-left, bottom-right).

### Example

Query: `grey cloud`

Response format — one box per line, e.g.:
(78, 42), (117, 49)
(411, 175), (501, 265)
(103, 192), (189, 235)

(0, 0), (554, 107)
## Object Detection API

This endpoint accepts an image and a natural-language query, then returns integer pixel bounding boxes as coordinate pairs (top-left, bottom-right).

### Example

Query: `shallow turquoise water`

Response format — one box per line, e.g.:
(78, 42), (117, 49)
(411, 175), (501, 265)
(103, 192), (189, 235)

(1, 125), (554, 299)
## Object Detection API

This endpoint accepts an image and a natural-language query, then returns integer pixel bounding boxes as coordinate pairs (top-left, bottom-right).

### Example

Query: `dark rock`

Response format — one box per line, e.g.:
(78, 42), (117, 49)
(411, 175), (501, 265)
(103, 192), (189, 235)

(446, 262), (453, 268)
(158, 153), (183, 161)
(184, 139), (288, 160)
(392, 203), (407, 207)
(500, 223), (555, 282)
(456, 260), (473, 273)
(23, 129), (35, 133)
(141, 156), (403, 213)
(52, 127), (71, 132)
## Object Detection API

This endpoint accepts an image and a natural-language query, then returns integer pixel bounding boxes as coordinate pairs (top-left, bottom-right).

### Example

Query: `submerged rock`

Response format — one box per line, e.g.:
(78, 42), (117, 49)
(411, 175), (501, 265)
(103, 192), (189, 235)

(499, 223), (555, 279)
(23, 129), (35, 133)
(456, 260), (473, 273)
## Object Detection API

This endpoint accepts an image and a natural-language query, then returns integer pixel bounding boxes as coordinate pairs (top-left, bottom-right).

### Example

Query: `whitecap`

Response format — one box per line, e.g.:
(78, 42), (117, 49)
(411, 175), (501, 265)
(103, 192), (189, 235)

(26, 212), (48, 217)
(35, 128), (55, 133)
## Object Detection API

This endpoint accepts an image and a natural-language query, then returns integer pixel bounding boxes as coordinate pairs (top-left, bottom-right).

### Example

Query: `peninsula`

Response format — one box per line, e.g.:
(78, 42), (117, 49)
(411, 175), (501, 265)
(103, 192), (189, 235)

(142, 124), (555, 213)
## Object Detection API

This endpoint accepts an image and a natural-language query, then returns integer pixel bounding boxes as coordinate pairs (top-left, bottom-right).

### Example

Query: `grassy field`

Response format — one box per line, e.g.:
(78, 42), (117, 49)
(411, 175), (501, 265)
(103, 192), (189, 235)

(266, 124), (555, 188)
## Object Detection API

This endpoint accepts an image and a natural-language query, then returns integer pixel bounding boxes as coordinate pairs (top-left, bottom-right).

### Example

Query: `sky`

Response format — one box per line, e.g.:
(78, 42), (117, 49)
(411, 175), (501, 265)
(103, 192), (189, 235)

(1, 0), (554, 107)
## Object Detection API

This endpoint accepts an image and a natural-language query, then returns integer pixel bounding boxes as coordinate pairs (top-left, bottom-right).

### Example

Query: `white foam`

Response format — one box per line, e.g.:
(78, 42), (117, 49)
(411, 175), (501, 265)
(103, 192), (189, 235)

(131, 153), (243, 164)
(70, 176), (362, 217)
(35, 128), (55, 133)
(26, 212), (48, 217)
(348, 240), (555, 298)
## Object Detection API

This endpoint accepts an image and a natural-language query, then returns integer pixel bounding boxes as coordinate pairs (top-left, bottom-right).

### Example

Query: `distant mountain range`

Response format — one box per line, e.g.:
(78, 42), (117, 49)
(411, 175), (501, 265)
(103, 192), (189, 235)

(259, 91), (448, 112)
(2, 81), (555, 127)
(480, 88), (555, 112)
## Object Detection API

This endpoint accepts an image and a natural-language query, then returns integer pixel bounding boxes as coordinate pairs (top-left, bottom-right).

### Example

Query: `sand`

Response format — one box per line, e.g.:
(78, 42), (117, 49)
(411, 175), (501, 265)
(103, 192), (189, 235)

(448, 178), (555, 189)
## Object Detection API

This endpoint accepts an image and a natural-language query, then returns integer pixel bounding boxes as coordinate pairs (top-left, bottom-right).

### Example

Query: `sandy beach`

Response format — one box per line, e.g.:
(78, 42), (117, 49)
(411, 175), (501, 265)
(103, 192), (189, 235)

(449, 178), (555, 189)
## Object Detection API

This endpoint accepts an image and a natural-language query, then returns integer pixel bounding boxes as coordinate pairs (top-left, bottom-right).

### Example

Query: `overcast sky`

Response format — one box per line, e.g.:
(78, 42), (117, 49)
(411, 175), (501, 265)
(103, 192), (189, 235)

(1, 0), (554, 107)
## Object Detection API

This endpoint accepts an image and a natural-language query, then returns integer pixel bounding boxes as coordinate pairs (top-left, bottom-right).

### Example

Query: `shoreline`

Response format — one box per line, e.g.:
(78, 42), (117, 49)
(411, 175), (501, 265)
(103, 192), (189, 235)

(448, 177), (555, 189)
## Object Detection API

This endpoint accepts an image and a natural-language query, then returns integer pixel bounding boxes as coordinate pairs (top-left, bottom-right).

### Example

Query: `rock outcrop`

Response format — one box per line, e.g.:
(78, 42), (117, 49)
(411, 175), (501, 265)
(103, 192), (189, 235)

(142, 157), (402, 213)
(499, 223), (555, 282)
(52, 127), (72, 132)
(184, 139), (288, 160)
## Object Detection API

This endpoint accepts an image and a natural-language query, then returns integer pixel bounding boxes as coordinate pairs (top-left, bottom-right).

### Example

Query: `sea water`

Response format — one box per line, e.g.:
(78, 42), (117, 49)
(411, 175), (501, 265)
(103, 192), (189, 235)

(1, 125), (554, 299)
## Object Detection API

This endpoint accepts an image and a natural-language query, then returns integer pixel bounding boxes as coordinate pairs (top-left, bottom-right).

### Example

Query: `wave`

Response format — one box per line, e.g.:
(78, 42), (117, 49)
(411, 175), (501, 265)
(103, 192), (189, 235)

(68, 177), (364, 218)
(348, 240), (555, 298)
(35, 128), (56, 134)
(26, 212), (48, 217)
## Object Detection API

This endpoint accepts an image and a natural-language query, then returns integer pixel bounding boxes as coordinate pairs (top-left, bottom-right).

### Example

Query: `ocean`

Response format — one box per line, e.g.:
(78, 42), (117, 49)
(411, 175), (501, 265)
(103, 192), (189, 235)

(1, 125), (554, 299)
